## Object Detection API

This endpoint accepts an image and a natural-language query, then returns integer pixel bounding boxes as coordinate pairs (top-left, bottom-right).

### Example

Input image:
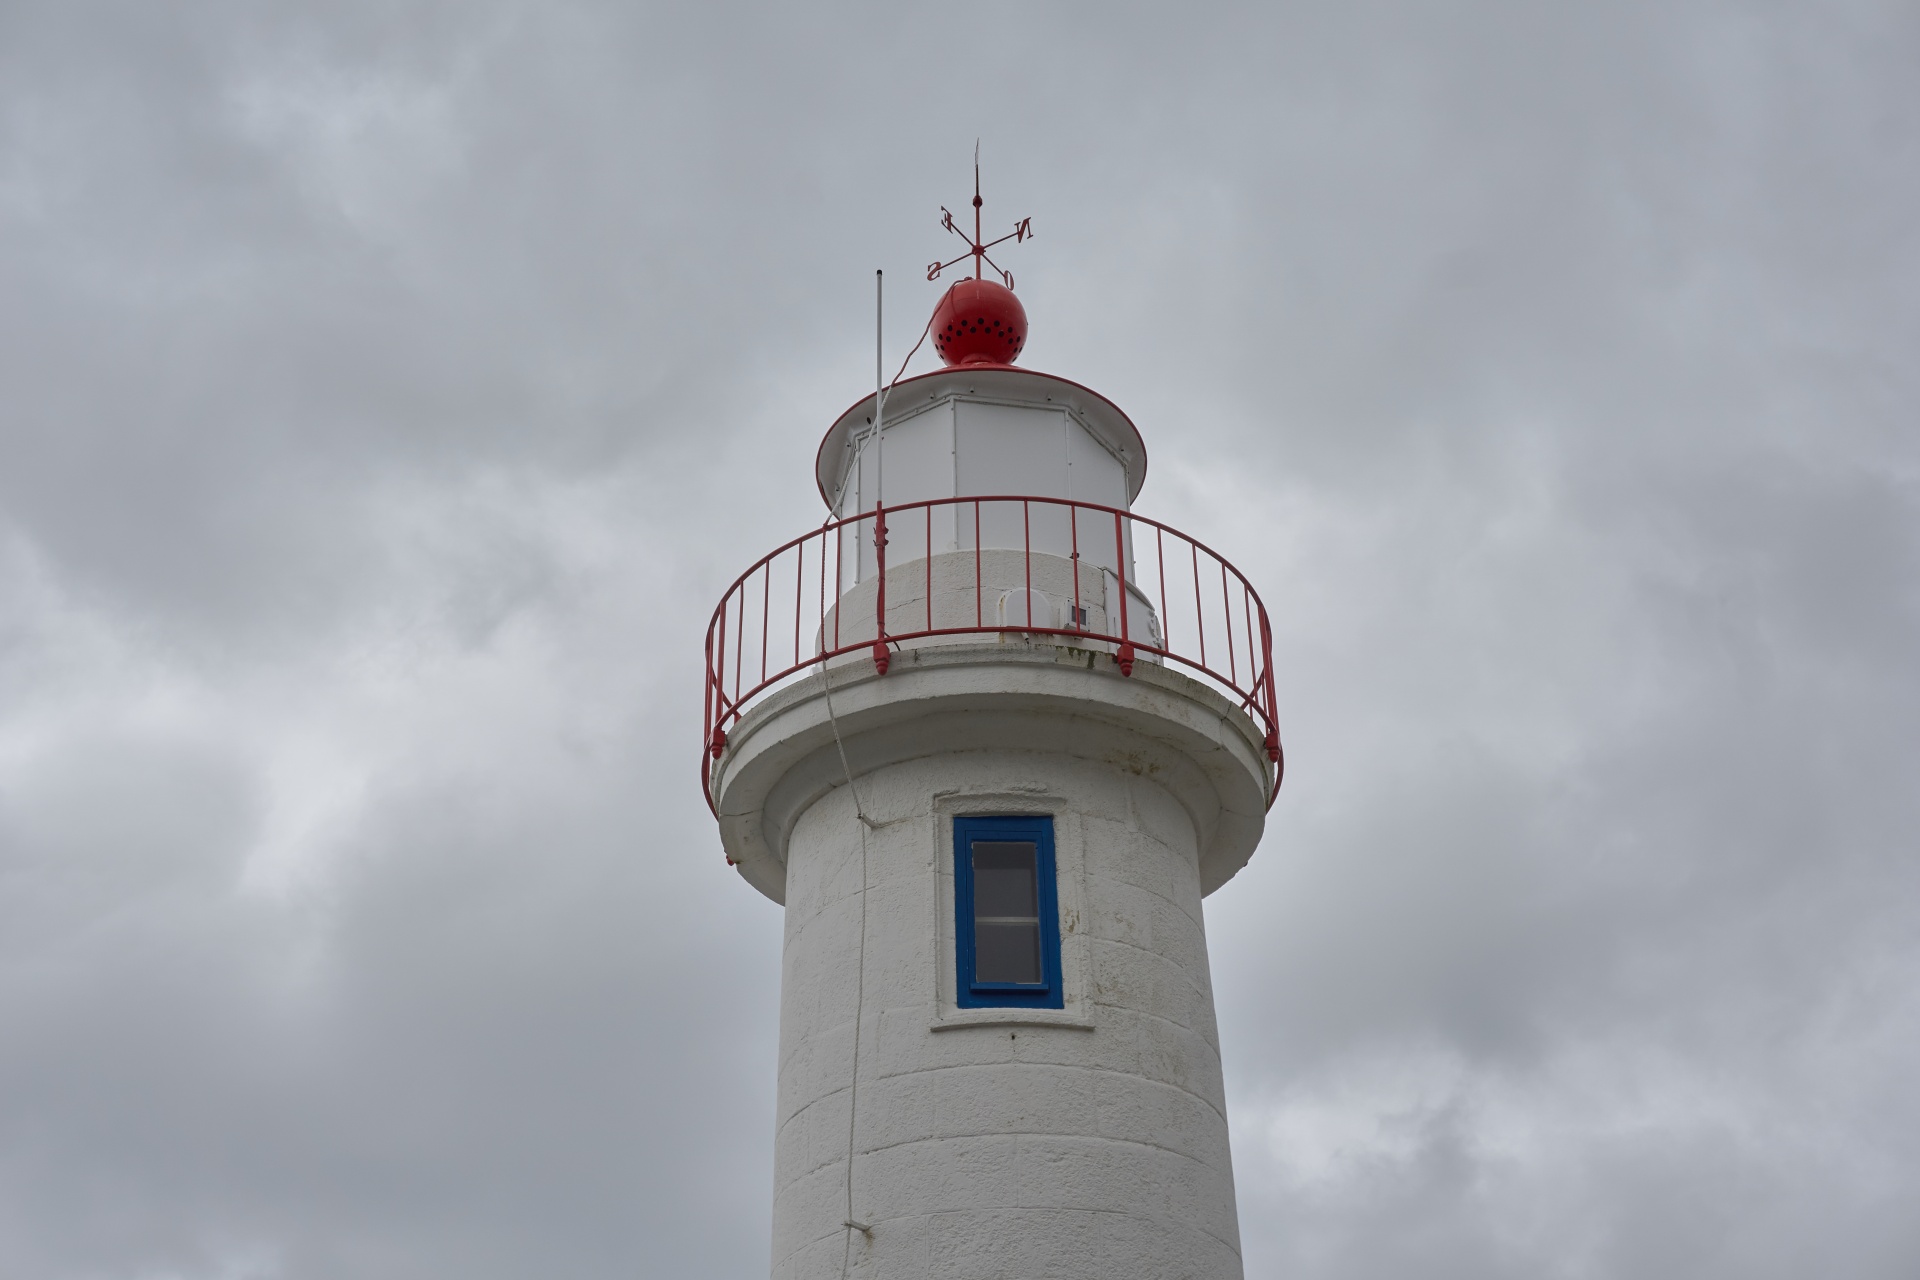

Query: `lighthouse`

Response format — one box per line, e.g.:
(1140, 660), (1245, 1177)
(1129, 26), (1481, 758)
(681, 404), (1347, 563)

(703, 176), (1282, 1280)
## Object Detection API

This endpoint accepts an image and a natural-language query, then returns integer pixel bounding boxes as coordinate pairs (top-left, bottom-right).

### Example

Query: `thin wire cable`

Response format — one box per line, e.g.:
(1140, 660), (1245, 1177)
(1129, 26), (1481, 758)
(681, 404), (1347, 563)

(827, 272), (944, 1277)
(820, 656), (874, 1278)
(820, 648), (870, 821)
(883, 284), (946, 401)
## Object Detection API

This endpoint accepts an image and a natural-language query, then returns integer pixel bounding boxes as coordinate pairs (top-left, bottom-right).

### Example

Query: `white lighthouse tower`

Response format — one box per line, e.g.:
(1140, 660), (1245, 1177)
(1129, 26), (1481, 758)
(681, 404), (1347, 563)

(703, 178), (1282, 1280)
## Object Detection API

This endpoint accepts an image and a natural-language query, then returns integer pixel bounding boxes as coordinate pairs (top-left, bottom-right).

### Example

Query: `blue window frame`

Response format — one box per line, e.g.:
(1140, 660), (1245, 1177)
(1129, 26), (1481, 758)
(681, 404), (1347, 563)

(953, 815), (1063, 1009)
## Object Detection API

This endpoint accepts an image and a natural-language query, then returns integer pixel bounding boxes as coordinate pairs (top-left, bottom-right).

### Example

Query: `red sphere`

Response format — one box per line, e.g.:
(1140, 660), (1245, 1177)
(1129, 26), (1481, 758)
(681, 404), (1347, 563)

(931, 278), (1028, 366)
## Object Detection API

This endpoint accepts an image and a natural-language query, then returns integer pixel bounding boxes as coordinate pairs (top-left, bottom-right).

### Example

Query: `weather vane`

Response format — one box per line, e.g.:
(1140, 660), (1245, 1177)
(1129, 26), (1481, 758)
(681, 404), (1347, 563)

(927, 144), (1033, 289)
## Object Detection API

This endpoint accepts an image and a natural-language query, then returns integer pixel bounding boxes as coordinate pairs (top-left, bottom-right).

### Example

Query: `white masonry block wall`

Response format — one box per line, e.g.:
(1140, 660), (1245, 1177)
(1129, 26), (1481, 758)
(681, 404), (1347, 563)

(772, 752), (1241, 1280)
(714, 645), (1271, 1280)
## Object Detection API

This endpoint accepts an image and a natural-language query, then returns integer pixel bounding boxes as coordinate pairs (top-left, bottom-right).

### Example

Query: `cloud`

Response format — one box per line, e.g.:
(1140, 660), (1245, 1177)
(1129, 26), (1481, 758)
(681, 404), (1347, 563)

(1, 2), (1915, 1276)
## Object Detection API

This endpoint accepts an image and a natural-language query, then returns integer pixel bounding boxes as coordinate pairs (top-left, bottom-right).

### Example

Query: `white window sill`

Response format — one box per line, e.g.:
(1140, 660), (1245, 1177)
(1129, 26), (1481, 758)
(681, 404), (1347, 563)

(929, 1008), (1095, 1033)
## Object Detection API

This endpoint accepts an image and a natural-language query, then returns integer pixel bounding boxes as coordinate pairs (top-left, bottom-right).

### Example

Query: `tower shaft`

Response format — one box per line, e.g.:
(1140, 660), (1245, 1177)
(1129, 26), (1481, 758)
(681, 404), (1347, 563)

(717, 644), (1269, 1279)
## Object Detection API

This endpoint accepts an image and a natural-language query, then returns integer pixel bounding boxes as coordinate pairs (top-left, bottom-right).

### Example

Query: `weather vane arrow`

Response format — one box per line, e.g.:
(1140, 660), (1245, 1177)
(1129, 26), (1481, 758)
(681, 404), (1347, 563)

(927, 142), (1033, 289)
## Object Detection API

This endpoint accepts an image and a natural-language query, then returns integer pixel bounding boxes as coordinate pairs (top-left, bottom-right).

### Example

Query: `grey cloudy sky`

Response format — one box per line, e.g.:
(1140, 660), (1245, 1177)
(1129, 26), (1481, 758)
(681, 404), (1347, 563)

(2, 2), (1916, 1276)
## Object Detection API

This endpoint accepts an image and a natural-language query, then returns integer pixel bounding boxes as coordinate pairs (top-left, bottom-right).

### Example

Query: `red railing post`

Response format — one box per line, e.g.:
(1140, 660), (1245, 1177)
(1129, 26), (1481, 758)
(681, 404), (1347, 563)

(1220, 560), (1236, 687)
(1242, 585), (1256, 698)
(731, 590), (744, 719)
(710, 599), (729, 759)
(1023, 500), (1033, 628)
(1113, 510), (1134, 676)
(974, 500), (983, 628)
(1156, 526), (1169, 652)
(872, 502), (890, 675)
(1191, 541), (1206, 670)
(1070, 506), (1082, 631)
(1260, 606), (1281, 769)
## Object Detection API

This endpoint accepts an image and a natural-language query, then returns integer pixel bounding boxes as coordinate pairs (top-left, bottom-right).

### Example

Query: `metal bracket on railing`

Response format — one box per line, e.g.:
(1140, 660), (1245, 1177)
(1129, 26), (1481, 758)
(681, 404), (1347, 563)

(1116, 642), (1135, 677)
(710, 726), (727, 759)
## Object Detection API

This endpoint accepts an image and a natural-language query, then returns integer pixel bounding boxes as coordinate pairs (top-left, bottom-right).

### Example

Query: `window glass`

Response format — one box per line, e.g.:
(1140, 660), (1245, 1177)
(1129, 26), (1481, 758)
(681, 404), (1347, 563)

(972, 841), (1041, 984)
(953, 816), (1062, 1009)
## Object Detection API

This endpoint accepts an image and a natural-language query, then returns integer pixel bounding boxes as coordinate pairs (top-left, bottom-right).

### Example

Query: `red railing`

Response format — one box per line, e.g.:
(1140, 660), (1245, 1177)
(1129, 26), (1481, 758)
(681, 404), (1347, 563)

(702, 496), (1282, 812)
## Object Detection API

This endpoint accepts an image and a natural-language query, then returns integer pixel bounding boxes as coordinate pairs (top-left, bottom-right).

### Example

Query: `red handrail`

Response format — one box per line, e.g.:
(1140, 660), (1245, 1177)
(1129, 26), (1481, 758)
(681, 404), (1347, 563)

(701, 496), (1283, 813)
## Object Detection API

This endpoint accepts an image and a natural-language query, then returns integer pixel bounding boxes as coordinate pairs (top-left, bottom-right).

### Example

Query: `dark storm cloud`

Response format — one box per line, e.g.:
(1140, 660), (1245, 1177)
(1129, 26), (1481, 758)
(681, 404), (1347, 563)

(1, 2), (1915, 1277)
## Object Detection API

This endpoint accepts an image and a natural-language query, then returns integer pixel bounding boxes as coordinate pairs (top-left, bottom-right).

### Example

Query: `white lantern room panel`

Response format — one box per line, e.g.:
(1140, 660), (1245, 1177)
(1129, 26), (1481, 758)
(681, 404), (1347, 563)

(1066, 418), (1128, 509)
(833, 394), (1140, 588)
(1066, 417), (1130, 576)
(955, 401), (1071, 556)
(954, 401), (1070, 495)
(839, 400), (957, 581)
(836, 400), (954, 516)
